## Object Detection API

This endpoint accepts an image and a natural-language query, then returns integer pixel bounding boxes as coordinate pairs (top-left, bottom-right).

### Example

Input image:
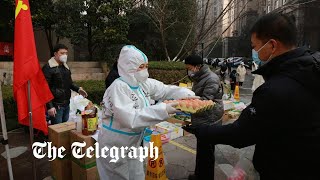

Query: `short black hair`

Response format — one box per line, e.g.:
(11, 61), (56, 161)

(53, 44), (68, 53)
(250, 13), (297, 46)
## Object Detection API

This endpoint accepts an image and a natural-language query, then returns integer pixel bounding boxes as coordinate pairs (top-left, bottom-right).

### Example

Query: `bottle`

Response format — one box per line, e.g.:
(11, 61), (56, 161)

(76, 109), (82, 132)
(82, 105), (98, 136)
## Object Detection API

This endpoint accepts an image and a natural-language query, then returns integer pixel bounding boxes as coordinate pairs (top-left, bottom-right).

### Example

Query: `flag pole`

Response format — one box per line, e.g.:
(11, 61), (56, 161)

(27, 80), (36, 180)
(0, 84), (14, 180)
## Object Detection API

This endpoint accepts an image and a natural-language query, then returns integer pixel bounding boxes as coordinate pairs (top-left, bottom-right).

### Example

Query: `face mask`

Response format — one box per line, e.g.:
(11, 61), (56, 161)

(134, 69), (149, 83)
(59, 54), (68, 63)
(252, 49), (261, 65)
(252, 40), (273, 65)
(187, 70), (195, 77)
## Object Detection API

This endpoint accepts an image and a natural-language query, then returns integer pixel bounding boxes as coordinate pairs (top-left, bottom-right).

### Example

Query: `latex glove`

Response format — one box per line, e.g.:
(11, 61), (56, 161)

(166, 102), (180, 114)
(78, 87), (88, 98)
(179, 96), (201, 100)
(48, 107), (57, 117)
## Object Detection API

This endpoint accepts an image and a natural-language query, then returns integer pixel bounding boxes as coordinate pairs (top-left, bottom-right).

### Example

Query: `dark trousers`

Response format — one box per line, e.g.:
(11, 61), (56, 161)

(230, 82), (236, 91)
(195, 139), (215, 180)
(49, 104), (70, 125)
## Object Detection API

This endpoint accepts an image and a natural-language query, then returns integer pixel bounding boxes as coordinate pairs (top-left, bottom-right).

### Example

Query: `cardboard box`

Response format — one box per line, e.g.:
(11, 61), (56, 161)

(223, 100), (235, 111)
(69, 130), (96, 166)
(48, 122), (76, 155)
(72, 161), (99, 180)
(166, 118), (191, 136)
(155, 122), (183, 140)
(51, 158), (72, 180)
(167, 117), (191, 126)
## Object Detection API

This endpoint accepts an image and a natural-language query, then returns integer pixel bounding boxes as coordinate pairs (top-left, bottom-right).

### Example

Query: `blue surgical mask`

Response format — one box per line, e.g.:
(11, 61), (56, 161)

(252, 40), (271, 66)
(252, 49), (261, 65)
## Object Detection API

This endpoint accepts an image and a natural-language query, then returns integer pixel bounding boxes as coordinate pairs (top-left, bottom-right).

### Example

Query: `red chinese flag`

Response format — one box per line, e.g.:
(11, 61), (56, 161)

(14, 0), (53, 134)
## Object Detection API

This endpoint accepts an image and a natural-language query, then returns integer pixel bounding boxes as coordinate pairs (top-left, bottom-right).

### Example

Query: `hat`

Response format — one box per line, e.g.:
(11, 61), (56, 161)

(240, 62), (245, 65)
(184, 55), (203, 65)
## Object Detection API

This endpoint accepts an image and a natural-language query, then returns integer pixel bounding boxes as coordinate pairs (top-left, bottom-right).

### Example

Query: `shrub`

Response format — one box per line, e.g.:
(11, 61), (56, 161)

(1, 85), (19, 131)
(149, 69), (190, 85)
(75, 80), (105, 104)
(148, 61), (185, 70)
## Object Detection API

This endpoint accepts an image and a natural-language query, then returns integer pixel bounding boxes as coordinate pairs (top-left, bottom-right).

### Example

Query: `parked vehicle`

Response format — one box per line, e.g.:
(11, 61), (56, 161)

(203, 57), (209, 64)
(227, 57), (244, 67)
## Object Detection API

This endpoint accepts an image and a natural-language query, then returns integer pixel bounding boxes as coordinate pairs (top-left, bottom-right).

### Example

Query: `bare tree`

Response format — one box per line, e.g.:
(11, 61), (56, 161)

(173, 0), (254, 61)
(172, 0), (236, 61)
(204, 0), (252, 58)
(144, 0), (178, 61)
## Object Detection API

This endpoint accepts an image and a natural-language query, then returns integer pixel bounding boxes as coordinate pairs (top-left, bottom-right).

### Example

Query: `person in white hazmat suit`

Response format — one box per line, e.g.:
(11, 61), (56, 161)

(96, 45), (196, 180)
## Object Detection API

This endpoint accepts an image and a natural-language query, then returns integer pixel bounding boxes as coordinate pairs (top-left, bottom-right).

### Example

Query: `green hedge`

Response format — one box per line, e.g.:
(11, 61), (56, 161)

(1, 85), (19, 131)
(75, 80), (105, 104)
(149, 69), (190, 84)
(148, 61), (185, 70)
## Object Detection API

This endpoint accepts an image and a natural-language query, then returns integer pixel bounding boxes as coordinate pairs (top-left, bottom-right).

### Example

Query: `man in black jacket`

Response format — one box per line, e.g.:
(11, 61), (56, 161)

(42, 44), (88, 125)
(184, 13), (320, 179)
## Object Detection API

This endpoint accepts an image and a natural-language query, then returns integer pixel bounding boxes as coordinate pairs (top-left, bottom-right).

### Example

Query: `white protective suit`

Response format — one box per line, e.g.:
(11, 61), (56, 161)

(96, 45), (195, 180)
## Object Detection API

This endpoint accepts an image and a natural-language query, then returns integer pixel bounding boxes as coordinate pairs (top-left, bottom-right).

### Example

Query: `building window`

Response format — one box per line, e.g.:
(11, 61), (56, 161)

(275, 0), (279, 9)
(267, 5), (271, 13)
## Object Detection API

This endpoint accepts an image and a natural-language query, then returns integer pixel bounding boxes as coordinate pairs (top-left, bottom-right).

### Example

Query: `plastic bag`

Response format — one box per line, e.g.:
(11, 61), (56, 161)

(69, 95), (90, 114)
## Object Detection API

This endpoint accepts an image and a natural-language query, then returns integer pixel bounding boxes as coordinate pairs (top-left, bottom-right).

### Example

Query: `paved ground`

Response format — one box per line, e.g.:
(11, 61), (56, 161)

(0, 73), (257, 180)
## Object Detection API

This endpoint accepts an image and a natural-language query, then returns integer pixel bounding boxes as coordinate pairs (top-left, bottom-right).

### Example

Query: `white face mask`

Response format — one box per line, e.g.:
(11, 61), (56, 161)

(59, 54), (68, 63)
(187, 70), (195, 77)
(134, 69), (149, 83)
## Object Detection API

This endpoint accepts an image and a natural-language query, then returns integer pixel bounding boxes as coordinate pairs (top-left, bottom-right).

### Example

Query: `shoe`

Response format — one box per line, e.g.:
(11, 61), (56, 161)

(188, 174), (197, 180)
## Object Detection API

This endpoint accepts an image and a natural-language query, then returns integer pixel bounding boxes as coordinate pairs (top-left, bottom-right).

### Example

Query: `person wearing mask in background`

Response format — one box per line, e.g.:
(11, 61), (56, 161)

(215, 66), (227, 84)
(105, 61), (120, 89)
(97, 45), (196, 180)
(184, 55), (224, 180)
(229, 69), (237, 91)
(42, 44), (88, 125)
(236, 62), (246, 86)
(183, 13), (320, 179)
(227, 59), (232, 74)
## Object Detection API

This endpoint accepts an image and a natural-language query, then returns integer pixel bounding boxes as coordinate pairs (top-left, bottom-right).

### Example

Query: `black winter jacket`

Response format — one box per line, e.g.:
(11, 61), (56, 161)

(105, 62), (120, 89)
(191, 65), (224, 125)
(197, 48), (320, 179)
(42, 58), (79, 109)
